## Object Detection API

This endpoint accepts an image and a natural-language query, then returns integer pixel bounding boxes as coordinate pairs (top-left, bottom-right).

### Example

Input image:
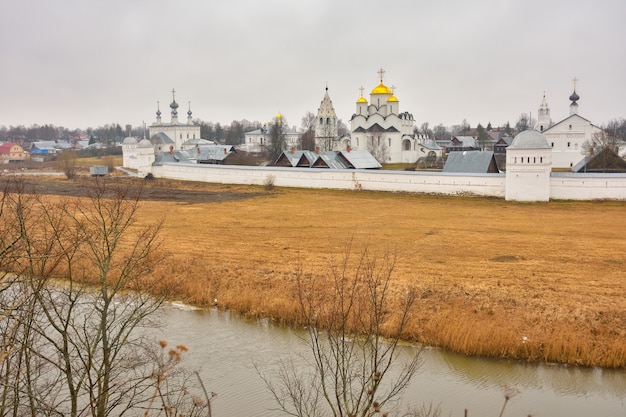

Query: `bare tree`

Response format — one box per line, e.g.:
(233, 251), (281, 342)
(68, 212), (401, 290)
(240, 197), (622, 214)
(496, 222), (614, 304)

(0, 177), (209, 417)
(367, 132), (388, 164)
(57, 149), (78, 179)
(514, 113), (535, 135)
(337, 119), (349, 137)
(582, 130), (620, 157)
(432, 124), (448, 141)
(261, 244), (422, 417)
(301, 112), (317, 151)
(265, 115), (288, 162)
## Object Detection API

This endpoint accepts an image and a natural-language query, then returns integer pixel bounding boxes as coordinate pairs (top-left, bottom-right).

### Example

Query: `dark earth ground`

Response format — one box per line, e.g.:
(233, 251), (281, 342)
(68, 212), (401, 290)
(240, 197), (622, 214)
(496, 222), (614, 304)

(0, 172), (265, 204)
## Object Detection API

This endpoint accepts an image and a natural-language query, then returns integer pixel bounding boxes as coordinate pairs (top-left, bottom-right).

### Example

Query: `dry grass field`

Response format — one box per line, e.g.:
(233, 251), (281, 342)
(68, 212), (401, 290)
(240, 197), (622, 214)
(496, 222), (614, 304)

(8, 175), (626, 367)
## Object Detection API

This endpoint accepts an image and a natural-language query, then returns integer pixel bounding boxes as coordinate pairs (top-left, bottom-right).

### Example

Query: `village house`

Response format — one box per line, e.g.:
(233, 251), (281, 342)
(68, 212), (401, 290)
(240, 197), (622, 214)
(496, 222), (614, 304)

(0, 143), (28, 163)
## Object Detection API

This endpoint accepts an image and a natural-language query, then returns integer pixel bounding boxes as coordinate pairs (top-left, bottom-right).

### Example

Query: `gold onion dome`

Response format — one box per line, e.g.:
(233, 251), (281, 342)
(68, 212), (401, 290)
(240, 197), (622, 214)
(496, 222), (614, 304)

(371, 82), (393, 95)
(387, 95), (398, 102)
(357, 96), (368, 103)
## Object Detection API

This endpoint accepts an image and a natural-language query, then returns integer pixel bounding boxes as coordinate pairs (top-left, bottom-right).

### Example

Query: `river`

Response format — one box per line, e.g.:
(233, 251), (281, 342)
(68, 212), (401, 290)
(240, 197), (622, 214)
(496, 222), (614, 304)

(155, 304), (626, 417)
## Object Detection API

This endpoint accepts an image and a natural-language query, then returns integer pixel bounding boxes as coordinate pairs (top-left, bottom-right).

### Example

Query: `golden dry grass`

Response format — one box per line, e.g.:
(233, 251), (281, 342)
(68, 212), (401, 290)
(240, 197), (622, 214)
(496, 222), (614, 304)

(33, 178), (626, 367)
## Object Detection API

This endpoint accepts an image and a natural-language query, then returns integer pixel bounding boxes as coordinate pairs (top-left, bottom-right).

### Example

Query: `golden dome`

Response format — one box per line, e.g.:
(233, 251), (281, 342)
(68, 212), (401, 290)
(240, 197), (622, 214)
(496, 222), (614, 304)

(275, 112), (282, 120)
(357, 96), (368, 103)
(387, 95), (398, 102)
(371, 82), (392, 95)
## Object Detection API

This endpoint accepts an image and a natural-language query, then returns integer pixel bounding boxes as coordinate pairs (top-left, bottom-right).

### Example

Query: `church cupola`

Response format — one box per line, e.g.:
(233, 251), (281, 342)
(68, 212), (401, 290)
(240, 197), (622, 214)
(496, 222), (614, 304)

(187, 101), (193, 124)
(356, 85), (368, 115)
(569, 77), (579, 116)
(170, 88), (179, 124)
(156, 101), (162, 124)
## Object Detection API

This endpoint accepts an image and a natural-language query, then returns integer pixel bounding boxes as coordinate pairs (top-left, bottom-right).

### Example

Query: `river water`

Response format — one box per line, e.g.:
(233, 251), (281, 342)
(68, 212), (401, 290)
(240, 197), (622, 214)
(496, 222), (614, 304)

(155, 304), (625, 417)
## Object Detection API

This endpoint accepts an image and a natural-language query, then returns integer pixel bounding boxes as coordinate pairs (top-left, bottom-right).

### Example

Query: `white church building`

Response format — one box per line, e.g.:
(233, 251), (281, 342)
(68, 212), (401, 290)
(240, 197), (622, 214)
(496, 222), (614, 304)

(534, 80), (603, 169)
(348, 69), (434, 164)
(148, 89), (202, 151)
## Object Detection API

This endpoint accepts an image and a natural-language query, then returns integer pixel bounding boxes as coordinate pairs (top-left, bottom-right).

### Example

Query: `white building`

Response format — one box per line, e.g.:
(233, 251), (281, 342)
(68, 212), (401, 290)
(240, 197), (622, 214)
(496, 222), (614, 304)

(148, 89), (201, 151)
(243, 114), (302, 153)
(348, 69), (420, 164)
(505, 130), (552, 201)
(540, 82), (602, 169)
(122, 137), (155, 177)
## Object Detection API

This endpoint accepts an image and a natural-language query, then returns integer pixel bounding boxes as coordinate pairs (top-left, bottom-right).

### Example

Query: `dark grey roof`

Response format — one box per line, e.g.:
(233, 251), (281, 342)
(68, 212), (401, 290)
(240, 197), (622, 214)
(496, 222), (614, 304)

(154, 150), (192, 164)
(451, 136), (476, 147)
(509, 130), (550, 149)
(313, 151), (349, 169)
(151, 132), (175, 145)
(418, 140), (442, 151)
(443, 151), (498, 173)
(182, 138), (216, 147)
(338, 150), (381, 169)
(197, 146), (233, 162)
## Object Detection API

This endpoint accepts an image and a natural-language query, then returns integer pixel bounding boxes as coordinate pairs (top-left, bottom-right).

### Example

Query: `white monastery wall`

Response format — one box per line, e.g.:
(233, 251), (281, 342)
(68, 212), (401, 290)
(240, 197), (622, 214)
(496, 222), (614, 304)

(550, 173), (626, 200)
(149, 163), (626, 201)
(150, 163), (505, 197)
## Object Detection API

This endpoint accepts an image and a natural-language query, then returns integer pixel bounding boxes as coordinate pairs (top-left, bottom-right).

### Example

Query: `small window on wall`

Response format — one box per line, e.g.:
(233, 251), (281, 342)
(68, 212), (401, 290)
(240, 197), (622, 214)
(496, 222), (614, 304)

(567, 142), (571, 148)
(388, 138), (391, 147)
(551, 142), (554, 147)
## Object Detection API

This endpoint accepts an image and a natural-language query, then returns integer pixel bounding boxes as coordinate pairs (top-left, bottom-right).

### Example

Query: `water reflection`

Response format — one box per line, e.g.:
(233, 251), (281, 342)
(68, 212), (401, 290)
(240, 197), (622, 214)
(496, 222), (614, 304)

(155, 305), (626, 417)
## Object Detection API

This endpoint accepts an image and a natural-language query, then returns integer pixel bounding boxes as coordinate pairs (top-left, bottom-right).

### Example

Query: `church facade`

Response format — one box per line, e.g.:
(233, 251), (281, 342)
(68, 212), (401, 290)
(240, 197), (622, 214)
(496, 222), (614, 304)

(148, 89), (201, 151)
(348, 69), (421, 164)
(539, 81), (602, 169)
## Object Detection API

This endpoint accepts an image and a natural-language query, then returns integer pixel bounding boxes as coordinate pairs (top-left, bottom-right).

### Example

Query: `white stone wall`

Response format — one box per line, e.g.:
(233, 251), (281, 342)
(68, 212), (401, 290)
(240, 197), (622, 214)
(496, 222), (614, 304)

(151, 163), (506, 197)
(550, 173), (626, 200)
(148, 163), (626, 201)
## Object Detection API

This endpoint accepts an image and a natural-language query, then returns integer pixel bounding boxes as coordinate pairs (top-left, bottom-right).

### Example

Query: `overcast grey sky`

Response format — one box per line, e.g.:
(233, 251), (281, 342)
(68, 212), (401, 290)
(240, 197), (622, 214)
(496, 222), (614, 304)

(1, 0), (625, 132)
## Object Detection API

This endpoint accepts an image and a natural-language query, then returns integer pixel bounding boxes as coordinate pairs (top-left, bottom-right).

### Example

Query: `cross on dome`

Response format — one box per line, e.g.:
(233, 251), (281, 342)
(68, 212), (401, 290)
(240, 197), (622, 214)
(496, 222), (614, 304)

(572, 76), (578, 90)
(359, 86), (364, 97)
(377, 67), (386, 82)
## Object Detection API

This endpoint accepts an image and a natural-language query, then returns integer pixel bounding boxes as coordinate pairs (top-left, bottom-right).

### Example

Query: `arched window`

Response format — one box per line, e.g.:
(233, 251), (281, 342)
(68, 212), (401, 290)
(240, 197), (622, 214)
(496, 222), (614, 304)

(326, 118), (331, 124)
(403, 139), (411, 150)
(320, 118), (323, 124)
